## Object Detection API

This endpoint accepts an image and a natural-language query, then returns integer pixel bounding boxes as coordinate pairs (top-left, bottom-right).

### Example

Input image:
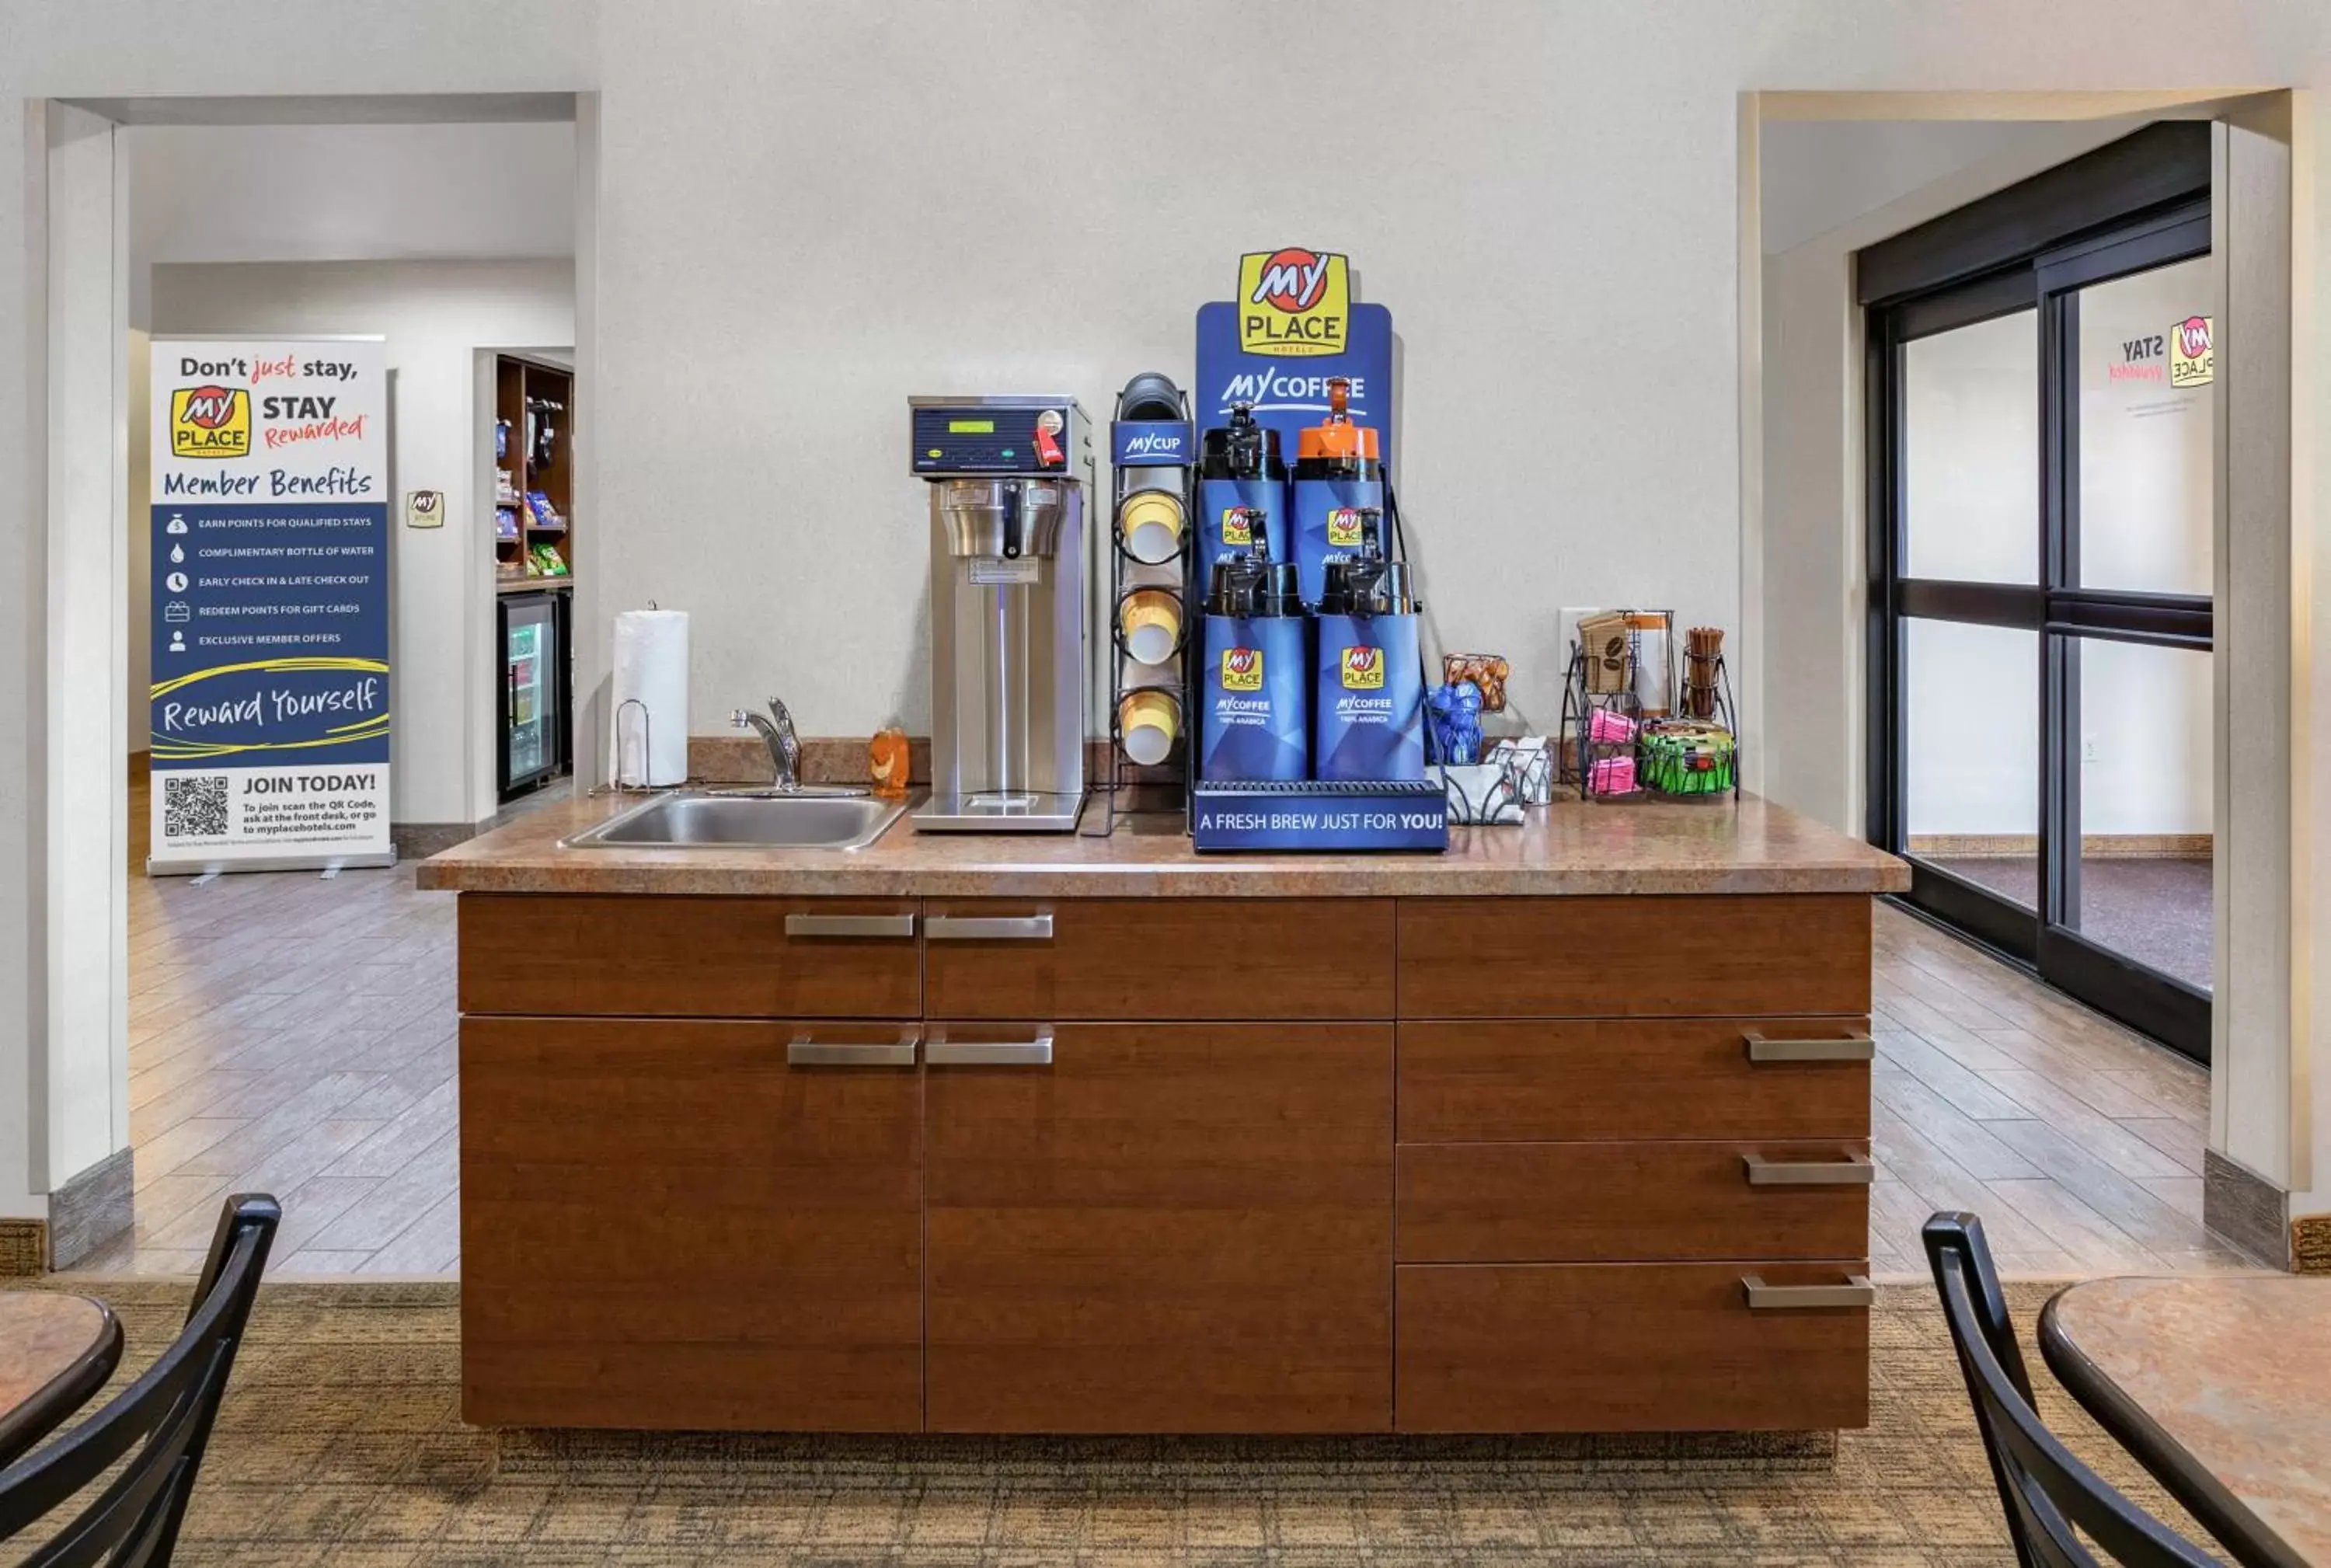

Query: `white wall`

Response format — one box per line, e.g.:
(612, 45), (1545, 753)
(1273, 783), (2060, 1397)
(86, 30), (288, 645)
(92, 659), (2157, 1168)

(122, 121), (575, 324)
(1761, 120), (2065, 254)
(124, 331), (149, 762)
(148, 260), (575, 826)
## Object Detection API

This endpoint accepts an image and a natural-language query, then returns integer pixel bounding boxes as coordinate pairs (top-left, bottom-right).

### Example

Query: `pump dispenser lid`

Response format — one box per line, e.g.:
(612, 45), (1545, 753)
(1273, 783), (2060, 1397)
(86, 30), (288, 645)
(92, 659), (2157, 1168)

(1318, 507), (1411, 616)
(1296, 377), (1379, 462)
(1200, 402), (1285, 479)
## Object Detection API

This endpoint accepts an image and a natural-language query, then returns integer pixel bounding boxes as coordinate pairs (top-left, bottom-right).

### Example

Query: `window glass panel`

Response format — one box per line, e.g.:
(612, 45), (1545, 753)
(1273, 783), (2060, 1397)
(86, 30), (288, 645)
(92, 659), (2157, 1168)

(1903, 310), (2037, 584)
(1905, 618), (2037, 909)
(2075, 255), (2214, 597)
(2069, 636), (2211, 991)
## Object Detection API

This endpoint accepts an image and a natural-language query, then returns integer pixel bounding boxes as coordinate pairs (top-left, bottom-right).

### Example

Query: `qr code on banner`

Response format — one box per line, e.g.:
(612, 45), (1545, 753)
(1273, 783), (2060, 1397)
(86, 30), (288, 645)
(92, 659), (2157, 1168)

(162, 775), (229, 838)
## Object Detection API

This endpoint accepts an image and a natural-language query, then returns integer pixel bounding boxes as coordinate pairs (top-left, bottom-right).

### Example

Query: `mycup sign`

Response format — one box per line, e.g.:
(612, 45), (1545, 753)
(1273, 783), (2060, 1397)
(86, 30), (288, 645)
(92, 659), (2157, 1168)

(1109, 420), (1193, 466)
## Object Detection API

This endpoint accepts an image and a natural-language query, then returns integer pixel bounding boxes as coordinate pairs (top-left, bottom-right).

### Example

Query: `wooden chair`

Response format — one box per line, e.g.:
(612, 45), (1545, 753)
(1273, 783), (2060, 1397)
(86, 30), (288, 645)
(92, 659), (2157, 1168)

(0, 1194), (279, 1568)
(1923, 1211), (2221, 1567)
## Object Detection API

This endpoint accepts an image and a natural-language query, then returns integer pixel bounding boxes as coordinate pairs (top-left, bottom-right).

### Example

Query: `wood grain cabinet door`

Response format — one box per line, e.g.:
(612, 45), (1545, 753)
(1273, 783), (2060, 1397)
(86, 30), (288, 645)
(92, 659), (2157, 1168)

(921, 900), (1394, 1020)
(458, 894), (921, 1017)
(924, 1021), (1395, 1432)
(1397, 1262), (1871, 1432)
(1398, 895), (1872, 1017)
(461, 1017), (923, 1430)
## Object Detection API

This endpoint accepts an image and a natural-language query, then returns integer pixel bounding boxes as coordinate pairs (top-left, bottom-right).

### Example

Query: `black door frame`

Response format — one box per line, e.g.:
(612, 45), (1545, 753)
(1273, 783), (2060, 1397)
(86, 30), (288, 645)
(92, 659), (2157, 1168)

(1862, 126), (2214, 1061)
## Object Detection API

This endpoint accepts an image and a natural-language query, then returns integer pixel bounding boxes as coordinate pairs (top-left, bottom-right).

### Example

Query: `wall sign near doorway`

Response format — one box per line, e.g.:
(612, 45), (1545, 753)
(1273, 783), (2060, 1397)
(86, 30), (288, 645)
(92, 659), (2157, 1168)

(147, 336), (392, 874)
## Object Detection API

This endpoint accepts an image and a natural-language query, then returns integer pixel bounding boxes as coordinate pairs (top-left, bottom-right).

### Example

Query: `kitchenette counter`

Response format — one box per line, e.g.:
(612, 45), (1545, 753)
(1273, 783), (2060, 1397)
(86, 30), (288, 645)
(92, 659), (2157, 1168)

(418, 788), (1908, 897)
(440, 784), (1905, 1437)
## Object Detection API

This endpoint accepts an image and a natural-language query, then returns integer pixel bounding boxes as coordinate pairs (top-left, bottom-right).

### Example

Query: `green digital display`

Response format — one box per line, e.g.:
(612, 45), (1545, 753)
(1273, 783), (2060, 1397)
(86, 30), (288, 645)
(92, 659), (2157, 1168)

(948, 419), (996, 434)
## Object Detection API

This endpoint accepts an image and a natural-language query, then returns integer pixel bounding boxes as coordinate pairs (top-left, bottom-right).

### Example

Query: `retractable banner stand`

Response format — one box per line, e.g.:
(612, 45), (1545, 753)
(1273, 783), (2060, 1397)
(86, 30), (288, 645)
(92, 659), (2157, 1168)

(148, 337), (392, 874)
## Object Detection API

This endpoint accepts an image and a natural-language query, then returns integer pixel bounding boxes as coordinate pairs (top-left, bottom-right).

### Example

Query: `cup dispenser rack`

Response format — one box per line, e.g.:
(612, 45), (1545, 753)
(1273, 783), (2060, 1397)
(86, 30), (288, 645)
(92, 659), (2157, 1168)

(1096, 376), (1197, 836)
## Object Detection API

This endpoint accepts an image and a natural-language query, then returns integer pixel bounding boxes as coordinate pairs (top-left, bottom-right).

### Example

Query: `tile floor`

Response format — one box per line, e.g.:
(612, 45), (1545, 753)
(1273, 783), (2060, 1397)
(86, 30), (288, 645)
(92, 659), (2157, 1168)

(74, 781), (2260, 1280)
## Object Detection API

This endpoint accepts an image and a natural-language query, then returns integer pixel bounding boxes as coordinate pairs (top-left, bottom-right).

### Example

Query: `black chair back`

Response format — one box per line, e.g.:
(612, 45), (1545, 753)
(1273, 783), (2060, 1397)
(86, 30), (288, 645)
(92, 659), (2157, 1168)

(0, 1193), (279, 1568)
(1923, 1212), (2219, 1567)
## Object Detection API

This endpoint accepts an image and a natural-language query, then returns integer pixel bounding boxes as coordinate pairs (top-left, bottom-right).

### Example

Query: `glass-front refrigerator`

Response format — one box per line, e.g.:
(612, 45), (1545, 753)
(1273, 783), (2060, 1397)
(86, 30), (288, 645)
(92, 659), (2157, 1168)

(499, 590), (570, 798)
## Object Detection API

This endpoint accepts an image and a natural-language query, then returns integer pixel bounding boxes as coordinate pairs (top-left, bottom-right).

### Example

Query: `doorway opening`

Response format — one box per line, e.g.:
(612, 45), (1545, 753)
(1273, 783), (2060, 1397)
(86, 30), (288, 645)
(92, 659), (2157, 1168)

(1861, 123), (2215, 1062)
(47, 96), (587, 1275)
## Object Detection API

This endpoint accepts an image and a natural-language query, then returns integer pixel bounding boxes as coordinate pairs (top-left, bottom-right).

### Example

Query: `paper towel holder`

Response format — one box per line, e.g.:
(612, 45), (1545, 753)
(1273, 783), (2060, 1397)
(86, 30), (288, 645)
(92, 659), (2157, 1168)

(608, 696), (659, 794)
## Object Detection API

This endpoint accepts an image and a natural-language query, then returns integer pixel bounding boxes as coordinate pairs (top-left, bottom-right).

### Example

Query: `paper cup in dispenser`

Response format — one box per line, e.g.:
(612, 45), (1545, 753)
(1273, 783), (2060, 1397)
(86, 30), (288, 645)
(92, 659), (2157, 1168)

(1118, 589), (1183, 667)
(1117, 688), (1179, 766)
(1199, 556), (1308, 782)
(1290, 377), (1382, 607)
(1119, 488), (1186, 565)
(1197, 402), (1287, 593)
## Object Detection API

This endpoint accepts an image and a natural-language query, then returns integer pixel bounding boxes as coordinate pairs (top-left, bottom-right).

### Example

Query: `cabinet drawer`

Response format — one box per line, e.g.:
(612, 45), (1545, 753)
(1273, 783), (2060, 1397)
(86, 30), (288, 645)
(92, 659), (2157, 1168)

(1398, 895), (1871, 1017)
(1397, 1140), (1871, 1263)
(1396, 1262), (1870, 1432)
(922, 898), (1393, 1021)
(458, 894), (919, 1017)
(461, 1017), (922, 1430)
(1398, 1017), (1872, 1142)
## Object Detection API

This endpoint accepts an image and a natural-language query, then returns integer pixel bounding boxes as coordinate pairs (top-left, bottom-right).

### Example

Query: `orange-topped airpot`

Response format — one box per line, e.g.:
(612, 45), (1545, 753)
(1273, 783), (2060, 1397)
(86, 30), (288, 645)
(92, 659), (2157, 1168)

(1295, 376), (1380, 466)
(1288, 375), (1386, 606)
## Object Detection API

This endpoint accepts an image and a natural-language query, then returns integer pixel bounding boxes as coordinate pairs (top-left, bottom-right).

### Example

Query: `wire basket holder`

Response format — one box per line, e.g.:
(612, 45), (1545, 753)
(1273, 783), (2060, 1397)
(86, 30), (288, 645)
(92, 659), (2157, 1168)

(1558, 616), (1742, 803)
(1559, 613), (1652, 801)
(1099, 385), (1198, 836)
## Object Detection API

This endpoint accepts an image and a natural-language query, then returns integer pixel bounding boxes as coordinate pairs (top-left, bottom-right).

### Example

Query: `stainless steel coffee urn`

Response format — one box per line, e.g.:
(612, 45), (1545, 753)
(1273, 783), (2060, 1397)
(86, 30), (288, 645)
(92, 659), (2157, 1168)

(908, 395), (1092, 831)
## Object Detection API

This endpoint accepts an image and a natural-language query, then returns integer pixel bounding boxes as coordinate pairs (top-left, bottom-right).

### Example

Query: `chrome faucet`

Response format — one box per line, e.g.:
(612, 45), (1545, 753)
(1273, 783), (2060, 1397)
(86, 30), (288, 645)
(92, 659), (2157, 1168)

(731, 698), (802, 791)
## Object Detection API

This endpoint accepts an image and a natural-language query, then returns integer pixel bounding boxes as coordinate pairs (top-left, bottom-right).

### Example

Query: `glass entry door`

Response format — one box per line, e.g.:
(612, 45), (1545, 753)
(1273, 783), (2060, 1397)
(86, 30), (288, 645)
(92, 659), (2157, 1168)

(1869, 207), (2214, 1061)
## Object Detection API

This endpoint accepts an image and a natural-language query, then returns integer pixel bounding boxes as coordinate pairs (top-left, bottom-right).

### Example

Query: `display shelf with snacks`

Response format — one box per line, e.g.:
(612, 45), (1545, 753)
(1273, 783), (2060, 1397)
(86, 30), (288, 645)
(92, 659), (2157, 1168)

(492, 354), (575, 588)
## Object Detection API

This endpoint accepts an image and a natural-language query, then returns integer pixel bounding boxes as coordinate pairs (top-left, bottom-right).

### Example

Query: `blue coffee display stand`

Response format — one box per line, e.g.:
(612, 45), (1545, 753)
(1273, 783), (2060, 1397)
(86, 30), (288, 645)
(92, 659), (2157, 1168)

(1181, 251), (1445, 855)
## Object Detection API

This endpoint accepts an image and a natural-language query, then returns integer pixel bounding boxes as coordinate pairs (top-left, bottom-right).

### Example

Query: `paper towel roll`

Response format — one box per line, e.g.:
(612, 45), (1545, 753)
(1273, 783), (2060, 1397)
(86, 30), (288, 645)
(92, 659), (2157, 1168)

(609, 610), (690, 786)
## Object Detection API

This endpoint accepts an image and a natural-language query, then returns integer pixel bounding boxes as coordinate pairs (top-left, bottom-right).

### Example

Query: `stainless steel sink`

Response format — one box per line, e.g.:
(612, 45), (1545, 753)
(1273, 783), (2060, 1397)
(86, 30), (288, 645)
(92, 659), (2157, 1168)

(563, 789), (908, 851)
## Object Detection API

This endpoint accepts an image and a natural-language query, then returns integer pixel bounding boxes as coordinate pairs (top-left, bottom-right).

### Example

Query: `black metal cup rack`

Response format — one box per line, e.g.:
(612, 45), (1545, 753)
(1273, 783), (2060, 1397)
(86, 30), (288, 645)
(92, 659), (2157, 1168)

(1098, 384), (1197, 837)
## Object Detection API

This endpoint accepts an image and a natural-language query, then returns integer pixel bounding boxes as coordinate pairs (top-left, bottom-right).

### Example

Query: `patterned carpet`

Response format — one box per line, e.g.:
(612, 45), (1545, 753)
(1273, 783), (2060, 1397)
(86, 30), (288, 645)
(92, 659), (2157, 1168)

(2, 1280), (2211, 1567)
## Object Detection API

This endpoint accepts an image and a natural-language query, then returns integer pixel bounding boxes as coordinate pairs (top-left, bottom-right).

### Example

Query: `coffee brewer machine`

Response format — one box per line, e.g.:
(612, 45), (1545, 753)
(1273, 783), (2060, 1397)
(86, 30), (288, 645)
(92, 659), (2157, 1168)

(908, 395), (1093, 831)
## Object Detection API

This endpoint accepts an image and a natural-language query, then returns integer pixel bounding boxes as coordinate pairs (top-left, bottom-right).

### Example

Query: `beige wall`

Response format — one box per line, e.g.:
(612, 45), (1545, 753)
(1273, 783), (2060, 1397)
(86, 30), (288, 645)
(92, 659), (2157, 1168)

(4, 2), (2329, 1226)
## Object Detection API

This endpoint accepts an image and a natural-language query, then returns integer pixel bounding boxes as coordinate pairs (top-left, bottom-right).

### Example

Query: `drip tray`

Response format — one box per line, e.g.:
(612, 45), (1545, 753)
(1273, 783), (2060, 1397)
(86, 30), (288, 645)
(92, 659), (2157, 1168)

(913, 789), (1086, 834)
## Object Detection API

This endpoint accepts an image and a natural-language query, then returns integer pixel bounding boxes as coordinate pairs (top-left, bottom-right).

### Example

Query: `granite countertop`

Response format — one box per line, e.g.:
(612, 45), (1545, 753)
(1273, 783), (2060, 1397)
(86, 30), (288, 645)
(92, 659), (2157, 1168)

(417, 788), (1910, 898)
(2043, 1275), (2331, 1566)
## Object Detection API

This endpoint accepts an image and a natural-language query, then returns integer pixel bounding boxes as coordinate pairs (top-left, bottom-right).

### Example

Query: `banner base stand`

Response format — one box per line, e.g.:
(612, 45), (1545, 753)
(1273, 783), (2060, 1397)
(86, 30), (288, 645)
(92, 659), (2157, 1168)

(146, 851), (399, 878)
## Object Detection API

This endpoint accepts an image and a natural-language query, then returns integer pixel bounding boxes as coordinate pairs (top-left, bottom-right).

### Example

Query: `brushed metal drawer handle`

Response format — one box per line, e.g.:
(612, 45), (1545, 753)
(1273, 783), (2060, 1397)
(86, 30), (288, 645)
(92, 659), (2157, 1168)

(783, 912), (916, 939)
(1741, 1274), (1874, 1311)
(1742, 1030), (1875, 1064)
(787, 1029), (918, 1067)
(925, 1030), (1054, 1066)
(925, 914), (1054, 941)
(1743, 1152), (1874, 1187)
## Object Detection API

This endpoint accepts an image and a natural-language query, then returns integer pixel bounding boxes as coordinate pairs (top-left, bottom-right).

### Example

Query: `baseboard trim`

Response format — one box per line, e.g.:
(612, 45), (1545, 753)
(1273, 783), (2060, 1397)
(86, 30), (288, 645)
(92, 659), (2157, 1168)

(392, 821), (491, 859)
(1908, 832), (2211, 859)
(2294, 1214), (2331, 1276)
(2203, 1148), (2291, 1269)
(47, 1146), (134, 1270)
(0, 1220), (43, 1277)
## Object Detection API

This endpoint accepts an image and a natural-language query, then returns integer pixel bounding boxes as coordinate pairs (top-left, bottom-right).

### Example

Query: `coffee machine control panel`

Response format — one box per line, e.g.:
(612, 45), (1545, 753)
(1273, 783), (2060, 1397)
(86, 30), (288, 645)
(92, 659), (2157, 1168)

(910, 398), (1090, 477)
